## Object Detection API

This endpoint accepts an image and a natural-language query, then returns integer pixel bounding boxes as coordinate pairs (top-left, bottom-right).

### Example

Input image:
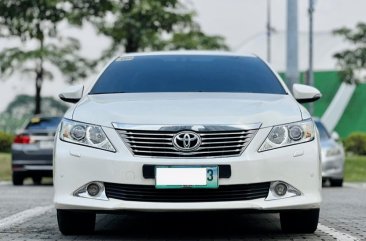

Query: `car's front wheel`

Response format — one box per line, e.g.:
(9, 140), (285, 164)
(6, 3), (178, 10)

(330, 178), (343, 187)
(12, 172), (24, 186)
(280, 209), (319, 233)
(32, 176), (42, 185)
(57, 209), (95, 235)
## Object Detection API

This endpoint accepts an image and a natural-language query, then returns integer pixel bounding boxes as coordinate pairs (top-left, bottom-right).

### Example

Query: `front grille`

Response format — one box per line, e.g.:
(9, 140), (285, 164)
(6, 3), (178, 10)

(116, 128), (257, 158)
(104, 182), (270, 202)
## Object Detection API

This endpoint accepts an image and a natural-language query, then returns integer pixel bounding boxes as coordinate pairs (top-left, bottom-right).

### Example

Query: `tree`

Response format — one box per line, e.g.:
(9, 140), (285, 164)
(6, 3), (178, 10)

(93, 0), (228, 56)
(0, 95), (68, 134)
(0, 1), (94, 114)
(0, 0), (227, 115)
(333, 23), (366, 84)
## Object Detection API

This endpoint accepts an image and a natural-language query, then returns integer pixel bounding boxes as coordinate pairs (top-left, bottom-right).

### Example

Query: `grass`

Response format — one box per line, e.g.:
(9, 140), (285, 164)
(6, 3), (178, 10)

(1, 152), (366, 182)
(0, 152), (52, 184)
(344, 155), (366, 182)
(0, 152), (11, 181)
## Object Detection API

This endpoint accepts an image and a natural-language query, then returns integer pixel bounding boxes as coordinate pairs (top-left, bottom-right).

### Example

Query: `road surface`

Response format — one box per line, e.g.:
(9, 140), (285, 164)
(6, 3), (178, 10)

(0, 182), (365, 241)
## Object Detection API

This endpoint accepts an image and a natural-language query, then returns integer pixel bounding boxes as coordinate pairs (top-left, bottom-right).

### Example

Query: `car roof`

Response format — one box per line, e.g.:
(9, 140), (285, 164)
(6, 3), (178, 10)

(312, 117), (321, 123)
(119, 51), (257, 58)
(31, 115), (62, 119)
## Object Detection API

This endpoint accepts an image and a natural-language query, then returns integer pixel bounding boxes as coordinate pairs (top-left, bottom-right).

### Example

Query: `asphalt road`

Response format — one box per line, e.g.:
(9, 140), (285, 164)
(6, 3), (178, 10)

(0, 182), (365, 241)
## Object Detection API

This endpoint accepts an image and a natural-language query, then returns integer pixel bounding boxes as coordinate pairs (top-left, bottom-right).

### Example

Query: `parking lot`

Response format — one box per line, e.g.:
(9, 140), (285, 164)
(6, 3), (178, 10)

(0, 182), (365, 241)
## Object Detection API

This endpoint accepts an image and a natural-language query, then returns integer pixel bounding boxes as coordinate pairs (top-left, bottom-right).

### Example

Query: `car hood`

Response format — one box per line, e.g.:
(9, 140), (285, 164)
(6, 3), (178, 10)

(72, 93), (302, 128)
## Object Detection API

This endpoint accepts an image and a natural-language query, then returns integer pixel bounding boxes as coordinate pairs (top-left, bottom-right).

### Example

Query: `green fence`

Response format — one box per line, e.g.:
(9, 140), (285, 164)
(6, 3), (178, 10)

(336, 83), (366, 137)
(280, 70), (366, 138)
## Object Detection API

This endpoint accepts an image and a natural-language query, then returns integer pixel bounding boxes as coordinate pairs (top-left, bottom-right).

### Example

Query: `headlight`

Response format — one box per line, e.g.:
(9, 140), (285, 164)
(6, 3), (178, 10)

(258, 119), (315, 152)
(60, 119), (116, 152)
(326, 148), (341, 157)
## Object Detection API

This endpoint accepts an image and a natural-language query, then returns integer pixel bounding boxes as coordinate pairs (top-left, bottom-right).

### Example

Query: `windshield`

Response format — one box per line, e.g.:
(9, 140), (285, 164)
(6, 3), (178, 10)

(25, 117), (62, 130)
(90, 55), (286, 94)
(315, 121), (330, 140)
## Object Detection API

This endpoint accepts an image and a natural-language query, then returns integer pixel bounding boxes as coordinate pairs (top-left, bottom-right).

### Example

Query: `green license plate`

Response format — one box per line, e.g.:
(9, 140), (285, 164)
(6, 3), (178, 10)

(155, 166), (219, 189)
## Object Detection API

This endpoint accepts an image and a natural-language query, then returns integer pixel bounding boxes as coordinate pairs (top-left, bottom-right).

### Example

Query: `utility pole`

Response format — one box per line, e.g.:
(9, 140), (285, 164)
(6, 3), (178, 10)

(266, 0), (271, 63)
(307, 0), (315, 115)
(286, 0), (299, 90)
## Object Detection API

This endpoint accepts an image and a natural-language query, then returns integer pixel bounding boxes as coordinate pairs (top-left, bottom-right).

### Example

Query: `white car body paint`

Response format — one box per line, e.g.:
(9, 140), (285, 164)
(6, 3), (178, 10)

(73, 93), (302, 128)
(54, 52), (321, 214)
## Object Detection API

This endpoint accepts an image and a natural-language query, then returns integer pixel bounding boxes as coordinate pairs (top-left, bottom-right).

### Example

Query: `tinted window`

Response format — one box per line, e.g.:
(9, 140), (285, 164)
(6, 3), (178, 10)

(90, 55), (286, 94)
(26, 117), (62, 130)
(315, 121), (330, 140)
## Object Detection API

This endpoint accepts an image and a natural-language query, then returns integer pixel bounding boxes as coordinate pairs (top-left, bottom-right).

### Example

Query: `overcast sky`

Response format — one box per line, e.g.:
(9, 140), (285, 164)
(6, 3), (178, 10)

(1, 0), (366, 112)
(193, 0), (366, 48)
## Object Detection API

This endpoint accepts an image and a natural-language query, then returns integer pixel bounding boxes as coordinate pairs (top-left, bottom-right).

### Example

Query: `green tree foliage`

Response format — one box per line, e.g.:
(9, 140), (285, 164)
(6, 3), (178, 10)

(0, 0), (228, 116)
(0, 0), (95, 114)
(333, 23), (366, 84)
(0, 95), (67, 134)
(344, 132), (366, 155)
(0, 132), (13, 153)
(93, 0), (228, 55)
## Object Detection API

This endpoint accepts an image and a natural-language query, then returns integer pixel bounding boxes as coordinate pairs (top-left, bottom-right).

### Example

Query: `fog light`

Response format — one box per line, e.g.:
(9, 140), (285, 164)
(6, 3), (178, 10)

(266, 181), (301, 201)
(73, 181), (108, 200)
(274, 183), (287, 196)
(87, 183), (100, 196)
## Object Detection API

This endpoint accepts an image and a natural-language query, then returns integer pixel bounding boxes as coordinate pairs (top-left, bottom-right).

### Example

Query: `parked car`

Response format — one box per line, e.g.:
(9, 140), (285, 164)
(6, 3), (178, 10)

(12, 116), (62, 185)
(314, 119), (345, 187)
(54, 52), (322, 235)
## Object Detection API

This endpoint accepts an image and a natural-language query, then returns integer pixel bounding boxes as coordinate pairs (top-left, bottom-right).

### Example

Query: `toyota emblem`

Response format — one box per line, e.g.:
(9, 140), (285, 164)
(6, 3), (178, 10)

(173, 131), (201, 151)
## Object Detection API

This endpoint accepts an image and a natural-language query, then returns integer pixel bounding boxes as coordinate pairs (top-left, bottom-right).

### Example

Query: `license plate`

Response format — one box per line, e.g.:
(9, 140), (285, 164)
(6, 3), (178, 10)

(39, 141), (54, 149)
(155, 166), (218, 189)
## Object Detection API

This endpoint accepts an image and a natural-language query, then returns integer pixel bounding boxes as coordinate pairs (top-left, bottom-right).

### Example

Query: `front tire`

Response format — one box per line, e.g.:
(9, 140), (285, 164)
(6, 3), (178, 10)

(12, 172), (24, 186)
(280, 209), (319, 233)
(32, 176), (42, 185)
(330, 178), (343, 187)
(57, 210), (95, 235)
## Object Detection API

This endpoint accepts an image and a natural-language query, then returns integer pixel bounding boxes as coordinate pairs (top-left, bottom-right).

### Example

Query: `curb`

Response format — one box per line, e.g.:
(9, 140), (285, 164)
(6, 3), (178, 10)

(344, 182), (366, 189)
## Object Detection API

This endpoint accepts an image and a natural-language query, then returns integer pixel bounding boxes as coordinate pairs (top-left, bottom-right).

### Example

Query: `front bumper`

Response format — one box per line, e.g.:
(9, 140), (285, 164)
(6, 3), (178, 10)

(54, 126), (322, 211)
(321, 154), (345, 180)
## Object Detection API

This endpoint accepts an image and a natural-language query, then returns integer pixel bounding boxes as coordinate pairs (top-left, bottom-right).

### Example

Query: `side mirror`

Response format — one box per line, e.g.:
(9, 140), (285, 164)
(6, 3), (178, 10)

(59, 84), (84, 103)
(332, 132), (340, 142)
(293, 84), (322, 103)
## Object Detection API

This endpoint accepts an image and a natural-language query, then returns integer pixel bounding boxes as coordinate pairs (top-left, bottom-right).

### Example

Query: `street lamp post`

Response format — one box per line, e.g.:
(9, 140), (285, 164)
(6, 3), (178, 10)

(308, 0), (315, 115)
(266, 0), (271, 63)
(286, 0), (299, 89)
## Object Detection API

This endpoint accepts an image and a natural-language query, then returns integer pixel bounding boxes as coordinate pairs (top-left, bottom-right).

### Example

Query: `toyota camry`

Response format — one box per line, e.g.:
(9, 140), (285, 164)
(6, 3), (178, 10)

(54, 52), (322, 235)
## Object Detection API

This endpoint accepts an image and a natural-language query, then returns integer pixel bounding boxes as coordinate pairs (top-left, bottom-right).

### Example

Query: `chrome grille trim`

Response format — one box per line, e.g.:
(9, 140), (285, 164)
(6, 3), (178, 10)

(114, 124), (260, 158)
(112, 123), (262, 131)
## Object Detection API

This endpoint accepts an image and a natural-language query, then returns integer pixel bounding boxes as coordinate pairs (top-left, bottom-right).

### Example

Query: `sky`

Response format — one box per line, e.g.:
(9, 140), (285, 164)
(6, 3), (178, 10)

(1, 0), (366, 112)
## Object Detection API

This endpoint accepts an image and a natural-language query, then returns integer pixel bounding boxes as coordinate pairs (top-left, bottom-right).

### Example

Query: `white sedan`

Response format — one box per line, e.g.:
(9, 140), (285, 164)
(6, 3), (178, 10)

(54, 51), (322, 235)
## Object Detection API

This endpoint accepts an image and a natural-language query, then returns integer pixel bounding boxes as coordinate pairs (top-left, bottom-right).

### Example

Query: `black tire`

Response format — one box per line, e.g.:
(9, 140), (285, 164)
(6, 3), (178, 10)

(57, 209), (95, 235)
(330, 178), (343, 187)
(32, 176), (42, 185)
(12, 172), (24, 186)
(280, 209), (319, 233)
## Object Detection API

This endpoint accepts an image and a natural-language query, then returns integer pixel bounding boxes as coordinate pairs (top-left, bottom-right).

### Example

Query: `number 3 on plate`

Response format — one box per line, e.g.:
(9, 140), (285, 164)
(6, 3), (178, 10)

(207, 168), (214, 181)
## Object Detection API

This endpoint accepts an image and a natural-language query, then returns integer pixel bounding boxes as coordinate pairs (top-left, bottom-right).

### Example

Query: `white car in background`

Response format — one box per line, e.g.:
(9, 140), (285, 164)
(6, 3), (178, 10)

(54, 52), (322, 235)
(315, 120), (345, 186)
